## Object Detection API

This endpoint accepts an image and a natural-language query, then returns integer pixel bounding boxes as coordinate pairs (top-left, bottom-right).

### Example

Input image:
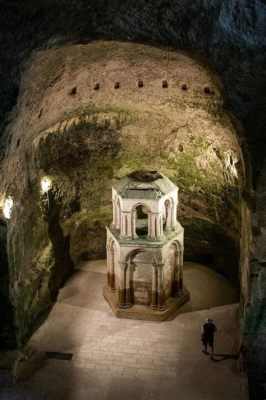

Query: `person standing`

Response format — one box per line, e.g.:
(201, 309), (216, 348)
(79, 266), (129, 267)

(201, 318), (217, 359)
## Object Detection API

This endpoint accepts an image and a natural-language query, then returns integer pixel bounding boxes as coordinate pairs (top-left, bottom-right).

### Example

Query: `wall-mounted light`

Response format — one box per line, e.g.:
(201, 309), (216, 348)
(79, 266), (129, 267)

(225, 153), (238, 178)
(41, 177), (52, 193)
(3, 196), (13, 219)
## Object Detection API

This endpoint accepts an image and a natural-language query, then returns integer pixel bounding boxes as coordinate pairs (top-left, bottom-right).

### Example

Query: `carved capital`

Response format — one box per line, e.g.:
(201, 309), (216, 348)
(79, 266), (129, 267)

(119, 261), (127, 271)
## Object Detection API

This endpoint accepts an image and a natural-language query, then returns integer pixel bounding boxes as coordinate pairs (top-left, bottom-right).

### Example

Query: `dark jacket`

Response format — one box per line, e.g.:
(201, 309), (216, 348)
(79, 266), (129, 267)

(202, 322), (216, 341)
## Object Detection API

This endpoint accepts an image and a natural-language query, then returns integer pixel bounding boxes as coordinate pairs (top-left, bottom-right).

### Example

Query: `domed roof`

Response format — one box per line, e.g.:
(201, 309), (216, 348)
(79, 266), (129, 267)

(113, 171), (177, 199)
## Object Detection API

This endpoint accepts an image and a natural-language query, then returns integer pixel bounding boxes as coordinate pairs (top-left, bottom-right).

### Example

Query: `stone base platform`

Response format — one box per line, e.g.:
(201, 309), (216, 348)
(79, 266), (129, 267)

(103, 286), (190, 321)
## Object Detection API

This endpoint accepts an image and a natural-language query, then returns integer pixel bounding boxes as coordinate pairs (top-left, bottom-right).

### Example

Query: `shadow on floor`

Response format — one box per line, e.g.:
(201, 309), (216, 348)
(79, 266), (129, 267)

(212, 353), (240, 362)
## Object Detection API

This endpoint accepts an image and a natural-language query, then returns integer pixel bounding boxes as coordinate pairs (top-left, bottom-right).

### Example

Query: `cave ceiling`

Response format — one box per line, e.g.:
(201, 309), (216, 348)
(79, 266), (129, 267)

(0, 0), (265, 178)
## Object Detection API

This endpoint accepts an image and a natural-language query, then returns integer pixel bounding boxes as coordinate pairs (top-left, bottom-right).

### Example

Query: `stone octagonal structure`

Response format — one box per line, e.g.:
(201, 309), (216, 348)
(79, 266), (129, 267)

(103, 170), (189, 321)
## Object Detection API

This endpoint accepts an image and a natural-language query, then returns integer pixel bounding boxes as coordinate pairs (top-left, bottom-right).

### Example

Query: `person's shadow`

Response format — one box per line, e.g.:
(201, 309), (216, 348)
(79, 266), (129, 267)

(212, 352), (240, 362)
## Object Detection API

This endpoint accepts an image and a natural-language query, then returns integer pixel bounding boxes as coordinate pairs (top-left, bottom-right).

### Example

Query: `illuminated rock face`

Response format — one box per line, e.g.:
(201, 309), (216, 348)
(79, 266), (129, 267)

(0, 2), (264, 395)
(104, 171), (189, 320)
(0, 41), (244, 343)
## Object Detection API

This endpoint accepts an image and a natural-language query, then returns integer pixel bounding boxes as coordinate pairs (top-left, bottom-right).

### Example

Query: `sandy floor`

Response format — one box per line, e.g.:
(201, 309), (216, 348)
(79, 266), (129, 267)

(0, 261), (244, 400)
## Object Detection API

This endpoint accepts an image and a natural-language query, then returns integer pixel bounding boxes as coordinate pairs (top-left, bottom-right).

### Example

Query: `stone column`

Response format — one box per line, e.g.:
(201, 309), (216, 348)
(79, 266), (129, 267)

(125, 214), (128, 237)
(179, 249), (184, 293)
(165, 202), (171, 231)
(118, 262), (127, 308)
(110, 246), (115, 292)
(106, 245), (111, 288)
(173, 251), (180, 296)
(120, 213), (123, 236)
(120, 213), (127, 237)
(125, 262), (133, 307)
(157, 264), (166, 310)
(123, 214), (127, 236)
(129, 263), (135, 305)
(155, 216), (161, 240)
(132, 209), (137, 238)
(147, 212), (151, 239)
(171, 202), (177, 229)
(149, 214), (156, 239)
(151, 265), (158, 309)
(112, 200), (116, 227)
(126, 213), (132, 237)
(160, 214), (164, 239)
(115, 203), (120, 230)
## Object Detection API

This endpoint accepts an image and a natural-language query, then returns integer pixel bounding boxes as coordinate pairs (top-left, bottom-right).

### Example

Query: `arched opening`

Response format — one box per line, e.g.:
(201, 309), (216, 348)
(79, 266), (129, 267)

(127, 250), (155, 306)
(135, 204), (149, 237)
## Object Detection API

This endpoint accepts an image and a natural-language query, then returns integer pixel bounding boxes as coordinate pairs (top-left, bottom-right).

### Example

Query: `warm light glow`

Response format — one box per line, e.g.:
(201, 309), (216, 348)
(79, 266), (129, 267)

(41, 177), (52, 193)
(3, 196), (13, 219)
(225, 152), (238, 178)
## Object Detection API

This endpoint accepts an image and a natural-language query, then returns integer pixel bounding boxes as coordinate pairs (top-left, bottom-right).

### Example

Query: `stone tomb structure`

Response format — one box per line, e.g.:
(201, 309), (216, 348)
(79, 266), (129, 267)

(103, 171), (189, 321)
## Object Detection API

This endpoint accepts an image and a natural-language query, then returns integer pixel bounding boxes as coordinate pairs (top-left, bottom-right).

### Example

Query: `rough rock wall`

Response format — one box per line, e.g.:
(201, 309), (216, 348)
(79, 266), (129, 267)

(0, 42), (245, 347)
(244, 159), (266, 399)
(0, 1), (265, 397)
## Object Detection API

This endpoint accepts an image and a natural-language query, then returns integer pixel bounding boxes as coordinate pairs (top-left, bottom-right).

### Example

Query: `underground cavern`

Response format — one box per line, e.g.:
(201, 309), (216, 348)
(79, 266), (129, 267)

(0, 2), (265, 400)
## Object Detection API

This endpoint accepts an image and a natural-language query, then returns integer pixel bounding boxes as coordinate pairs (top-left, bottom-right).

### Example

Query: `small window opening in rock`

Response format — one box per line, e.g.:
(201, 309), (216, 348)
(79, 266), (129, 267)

(114, 82), (120, 89)
(204, 86), (211, 95)
(198, 189), (203, 194)
(138, 79), (144, 88)
(8, 136), (12, 144)
(181, 207), (185, 212)
(38, 108), (43, 119)
(69, 87), (77, 96)
(204, 86), (215, 95)
(230, 155), (234, 165)
(178, 144), (184, 152)
(17, 139), (20, 147)
(162, 80), (168, 89)
(94, 83), (100, 90)
(181, 83), (188, 91)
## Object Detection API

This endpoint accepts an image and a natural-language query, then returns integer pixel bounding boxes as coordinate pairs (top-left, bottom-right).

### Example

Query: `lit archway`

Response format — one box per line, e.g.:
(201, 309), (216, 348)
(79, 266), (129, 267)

(133, 203), (150, 238)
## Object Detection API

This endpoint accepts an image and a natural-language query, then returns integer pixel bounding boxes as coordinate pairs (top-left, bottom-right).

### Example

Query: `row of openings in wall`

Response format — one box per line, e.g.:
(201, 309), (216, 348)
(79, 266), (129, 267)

(68, 83), (215, 94)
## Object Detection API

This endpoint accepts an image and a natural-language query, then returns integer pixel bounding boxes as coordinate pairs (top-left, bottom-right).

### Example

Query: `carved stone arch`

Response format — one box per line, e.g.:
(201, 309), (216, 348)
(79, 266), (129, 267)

(108, 236), (115, 248)
(132, 202), (151, 212)
(171, 239), (183, 253)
